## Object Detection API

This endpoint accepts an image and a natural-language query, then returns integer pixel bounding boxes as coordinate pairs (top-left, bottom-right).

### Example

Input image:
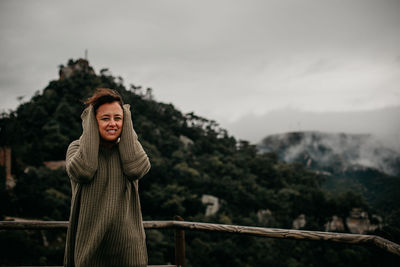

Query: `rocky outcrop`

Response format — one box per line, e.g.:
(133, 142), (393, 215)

(324, 209), (382, 234)
(257, 209), (273, 225)
(292, 214), (306, 229)
(179, 135), (194, 149)
(201, 194), (220, 216)
(325, 215), (345, 232)
(346, 208), (382, 234)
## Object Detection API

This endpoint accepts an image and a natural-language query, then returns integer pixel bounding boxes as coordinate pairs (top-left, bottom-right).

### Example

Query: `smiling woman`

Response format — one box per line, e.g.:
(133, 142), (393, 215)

(85, 88), (125, 146)
(64, 88), (151, 267)
(96, 102), (123, 143)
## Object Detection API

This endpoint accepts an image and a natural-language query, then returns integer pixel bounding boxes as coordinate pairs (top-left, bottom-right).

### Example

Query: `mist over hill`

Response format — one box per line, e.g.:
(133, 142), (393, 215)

(259, 131), (400, 176)
(224, 107), (400, 151)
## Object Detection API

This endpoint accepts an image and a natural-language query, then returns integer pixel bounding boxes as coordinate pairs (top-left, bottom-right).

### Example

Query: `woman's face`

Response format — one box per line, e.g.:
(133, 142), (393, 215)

(96, 101), (123, 142)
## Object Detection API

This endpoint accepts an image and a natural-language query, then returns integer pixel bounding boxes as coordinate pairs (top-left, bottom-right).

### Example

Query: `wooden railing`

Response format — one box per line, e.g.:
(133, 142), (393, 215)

(1, 219), (399, 266)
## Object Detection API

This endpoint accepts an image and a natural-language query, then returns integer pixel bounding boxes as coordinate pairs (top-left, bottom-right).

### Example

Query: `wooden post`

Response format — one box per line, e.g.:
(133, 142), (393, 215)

(174, 216), (185, 267)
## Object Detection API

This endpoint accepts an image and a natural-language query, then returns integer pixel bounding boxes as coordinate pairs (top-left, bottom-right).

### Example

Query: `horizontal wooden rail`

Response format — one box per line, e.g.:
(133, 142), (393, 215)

(0, 221), (68, 230)
(1, 220), (399, 256)
(170, 221), (400, 257)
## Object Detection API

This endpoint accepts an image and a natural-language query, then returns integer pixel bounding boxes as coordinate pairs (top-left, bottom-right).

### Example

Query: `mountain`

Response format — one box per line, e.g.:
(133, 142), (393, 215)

(259, 131), (400, 235)
(0, 59), (398, 266)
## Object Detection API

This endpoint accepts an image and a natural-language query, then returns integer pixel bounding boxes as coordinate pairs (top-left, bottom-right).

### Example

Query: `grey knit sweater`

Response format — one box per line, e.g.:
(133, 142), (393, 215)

(64, 104), (150, 267)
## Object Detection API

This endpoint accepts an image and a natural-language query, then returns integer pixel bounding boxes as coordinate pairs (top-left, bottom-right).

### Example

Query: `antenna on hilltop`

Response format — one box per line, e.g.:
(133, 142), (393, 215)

(84, 49), (88, 60)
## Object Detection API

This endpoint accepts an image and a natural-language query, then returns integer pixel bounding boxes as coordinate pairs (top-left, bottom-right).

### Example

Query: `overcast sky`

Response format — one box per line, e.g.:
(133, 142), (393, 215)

(1, 0), (399, 142)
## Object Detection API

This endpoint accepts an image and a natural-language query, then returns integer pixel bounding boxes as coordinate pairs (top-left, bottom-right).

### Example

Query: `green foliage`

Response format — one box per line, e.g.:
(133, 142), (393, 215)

(0, 229), (65, 266)
(0, 59), (397, 266)
(12, 167), (70, 220)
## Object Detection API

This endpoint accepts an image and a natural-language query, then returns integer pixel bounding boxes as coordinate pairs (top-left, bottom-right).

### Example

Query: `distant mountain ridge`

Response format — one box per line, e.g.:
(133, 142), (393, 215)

(258, 131), (400, 176)
(224, 106), (400, 146)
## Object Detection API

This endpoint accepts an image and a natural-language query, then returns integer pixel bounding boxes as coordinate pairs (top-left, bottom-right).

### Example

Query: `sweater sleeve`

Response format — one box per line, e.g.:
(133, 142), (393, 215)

(66, 105), (99, 184)
(119, 104), (151, 181)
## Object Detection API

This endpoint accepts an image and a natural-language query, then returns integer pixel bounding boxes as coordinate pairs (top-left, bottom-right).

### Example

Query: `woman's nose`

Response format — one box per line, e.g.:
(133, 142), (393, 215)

(109, 119), (117, 126)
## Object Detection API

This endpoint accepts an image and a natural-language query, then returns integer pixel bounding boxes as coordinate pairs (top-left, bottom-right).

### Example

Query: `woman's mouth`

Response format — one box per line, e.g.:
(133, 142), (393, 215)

(106, 129), (118, 134)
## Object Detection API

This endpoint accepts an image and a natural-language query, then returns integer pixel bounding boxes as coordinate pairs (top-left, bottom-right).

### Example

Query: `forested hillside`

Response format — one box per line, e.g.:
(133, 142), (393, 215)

(260, 131), (400, 243)
(0, 59), (397, 266)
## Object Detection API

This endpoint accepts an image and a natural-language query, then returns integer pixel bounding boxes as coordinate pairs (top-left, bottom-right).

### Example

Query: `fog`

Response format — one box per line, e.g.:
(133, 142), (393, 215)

(225, 106), (400, 150)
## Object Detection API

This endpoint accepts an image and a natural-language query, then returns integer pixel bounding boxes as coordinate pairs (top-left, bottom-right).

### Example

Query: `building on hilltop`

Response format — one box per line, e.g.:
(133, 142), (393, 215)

(59, 58), (95, 80)
(0, 146), (15, 189)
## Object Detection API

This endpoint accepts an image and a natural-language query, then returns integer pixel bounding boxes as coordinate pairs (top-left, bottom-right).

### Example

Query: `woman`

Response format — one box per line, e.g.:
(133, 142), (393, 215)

(64, 88), (150, 267)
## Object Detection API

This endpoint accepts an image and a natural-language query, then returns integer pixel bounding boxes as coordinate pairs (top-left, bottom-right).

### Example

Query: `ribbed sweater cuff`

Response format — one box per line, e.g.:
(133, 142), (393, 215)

(119, 104), (150, 180)
(80, 105), (99, 167)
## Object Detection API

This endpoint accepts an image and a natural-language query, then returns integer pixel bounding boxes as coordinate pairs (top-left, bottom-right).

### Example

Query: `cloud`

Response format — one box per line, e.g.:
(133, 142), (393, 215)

(0, 0), (399, 134)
